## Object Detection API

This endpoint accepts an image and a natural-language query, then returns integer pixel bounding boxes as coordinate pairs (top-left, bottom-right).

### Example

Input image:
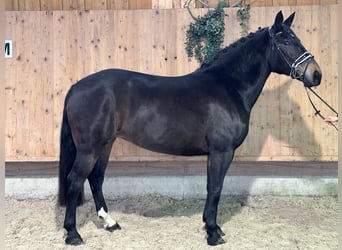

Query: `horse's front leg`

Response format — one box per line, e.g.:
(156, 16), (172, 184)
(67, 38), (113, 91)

(203, 149), (234, 246)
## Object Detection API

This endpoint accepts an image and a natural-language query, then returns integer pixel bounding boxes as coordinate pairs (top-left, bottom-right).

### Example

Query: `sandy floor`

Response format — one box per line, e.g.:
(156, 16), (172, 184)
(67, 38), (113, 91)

(6, 195), (337, 250)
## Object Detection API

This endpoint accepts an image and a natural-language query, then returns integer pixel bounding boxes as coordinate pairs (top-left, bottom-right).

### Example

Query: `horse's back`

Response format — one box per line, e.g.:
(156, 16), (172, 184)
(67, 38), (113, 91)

(65, 68), (248, 155)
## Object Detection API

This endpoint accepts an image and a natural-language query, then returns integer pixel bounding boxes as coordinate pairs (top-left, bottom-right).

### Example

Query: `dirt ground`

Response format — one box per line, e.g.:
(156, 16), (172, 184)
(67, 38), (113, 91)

(6, 195), (337, 250)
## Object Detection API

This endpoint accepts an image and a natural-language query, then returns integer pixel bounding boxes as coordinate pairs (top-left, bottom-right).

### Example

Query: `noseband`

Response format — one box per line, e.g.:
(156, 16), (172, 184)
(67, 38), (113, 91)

(268, 27), (313, 80)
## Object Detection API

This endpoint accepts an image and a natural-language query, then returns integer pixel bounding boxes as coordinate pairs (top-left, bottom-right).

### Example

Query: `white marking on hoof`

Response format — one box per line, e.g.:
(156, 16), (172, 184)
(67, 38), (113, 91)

(98, 207), (117, 229)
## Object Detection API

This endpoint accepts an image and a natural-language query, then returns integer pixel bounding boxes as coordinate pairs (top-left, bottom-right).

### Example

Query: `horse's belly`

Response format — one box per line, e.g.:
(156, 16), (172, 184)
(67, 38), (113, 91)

(117, 108), (208, 156)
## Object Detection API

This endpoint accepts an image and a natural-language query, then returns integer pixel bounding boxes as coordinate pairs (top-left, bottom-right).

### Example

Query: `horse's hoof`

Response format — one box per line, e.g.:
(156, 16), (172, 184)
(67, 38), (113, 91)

(106, 222), (121, 232)
(206, 228), (226, 246)
(65, 232), (84, 246)
(207, 234), (225, 246)
(217, 225), (226, 236)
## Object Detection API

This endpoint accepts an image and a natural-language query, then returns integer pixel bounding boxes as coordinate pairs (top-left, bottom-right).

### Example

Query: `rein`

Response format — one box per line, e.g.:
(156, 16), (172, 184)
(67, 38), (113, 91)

(305, 87), (338, 131)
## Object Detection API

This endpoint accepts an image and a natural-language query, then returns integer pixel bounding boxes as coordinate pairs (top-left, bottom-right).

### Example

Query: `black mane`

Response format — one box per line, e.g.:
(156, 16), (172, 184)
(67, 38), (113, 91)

(199, 27), (267, 69)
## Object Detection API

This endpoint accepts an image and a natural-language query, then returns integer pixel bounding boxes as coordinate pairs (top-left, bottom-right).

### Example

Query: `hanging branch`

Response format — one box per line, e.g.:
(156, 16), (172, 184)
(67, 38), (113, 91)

(184, 0), (246, 21)
(184, 0), (253, 63)
(184, 1), (227, 64)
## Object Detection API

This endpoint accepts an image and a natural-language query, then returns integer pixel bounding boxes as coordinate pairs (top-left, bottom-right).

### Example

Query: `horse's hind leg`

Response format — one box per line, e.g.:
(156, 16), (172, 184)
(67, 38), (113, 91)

(64, 152), (96, 245)
(88, 142), (121, 232)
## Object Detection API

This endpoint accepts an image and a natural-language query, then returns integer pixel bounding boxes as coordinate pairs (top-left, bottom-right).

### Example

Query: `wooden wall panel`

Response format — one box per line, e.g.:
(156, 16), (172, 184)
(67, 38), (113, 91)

(4, 0), (337, 10)
(5, 6), (338, 161)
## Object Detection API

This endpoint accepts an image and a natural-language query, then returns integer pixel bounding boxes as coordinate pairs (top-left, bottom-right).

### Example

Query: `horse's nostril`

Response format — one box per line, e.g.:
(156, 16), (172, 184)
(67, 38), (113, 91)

(313, 70), (322, 84)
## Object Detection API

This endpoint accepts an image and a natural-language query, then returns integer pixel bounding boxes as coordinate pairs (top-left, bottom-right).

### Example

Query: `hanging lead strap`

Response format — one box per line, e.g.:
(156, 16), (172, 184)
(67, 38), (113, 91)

(305, 87), (338, 131)
(307, 87), (338, 115)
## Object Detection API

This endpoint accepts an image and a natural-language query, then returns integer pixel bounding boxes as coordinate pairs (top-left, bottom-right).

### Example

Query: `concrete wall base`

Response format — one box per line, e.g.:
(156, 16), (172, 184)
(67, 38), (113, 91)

(5, 176), (337, 200)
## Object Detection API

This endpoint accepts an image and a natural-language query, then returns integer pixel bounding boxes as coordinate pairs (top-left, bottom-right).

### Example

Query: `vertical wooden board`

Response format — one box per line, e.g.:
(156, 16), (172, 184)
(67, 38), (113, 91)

(164, 8), (178, 75)
(40, 0), (63, 10)
(76, 10), (110, 77)
(62, 0), (85, 10)
(265, 0), (275, 6)
(128, 0), (137, 9)
(296, 0), (313, 4)
(137, 0), (152, 9)
(53, 11), (79, 156)
(28, 12), (42, 158)
(93, 11), (116, 71)
(75, 10), (88, 78)
(320, 0), (337, 4)
(111, 10), (124, 68)
(102, 11), (116, 68)
(87, 11), (103, 73)
(84, 0), (107, 10)
(159, 0), (174, 9)
(249, 0), (267, 7)
(40, 0), (48, 10)
(172, 0), (184, 8)
(18, 0), (25, 10)
(137, 9), (152, 73)
(113, 10), (128, 68)
(124, 10), (139, 71)
(5, 12), (18, 159)
(112, 0), (129, 9)
(18, 0), (40, 10)
(5, 0), (18, 10)
(106, 0), (115, 9)
(151, 9), (166, 74)
(272, 0), (289, 6)
(35, 11), (55, 159)
(40, 11), (55, 158)
(12, 12), (34, 159)
(151, 0), (158, 9)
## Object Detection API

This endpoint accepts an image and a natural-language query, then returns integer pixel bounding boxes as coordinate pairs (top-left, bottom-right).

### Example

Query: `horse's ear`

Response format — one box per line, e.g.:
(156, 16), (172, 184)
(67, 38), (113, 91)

(273, 11), (284, 32)
(284, 12), (295, 27)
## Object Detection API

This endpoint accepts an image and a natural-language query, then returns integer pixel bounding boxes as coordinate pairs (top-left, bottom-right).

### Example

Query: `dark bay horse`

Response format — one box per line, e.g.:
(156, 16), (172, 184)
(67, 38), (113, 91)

(58, 11), (321, 246)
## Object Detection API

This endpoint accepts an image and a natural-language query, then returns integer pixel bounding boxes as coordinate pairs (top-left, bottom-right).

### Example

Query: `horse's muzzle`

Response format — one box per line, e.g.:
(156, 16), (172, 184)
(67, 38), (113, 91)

(303, 61), (322, 87)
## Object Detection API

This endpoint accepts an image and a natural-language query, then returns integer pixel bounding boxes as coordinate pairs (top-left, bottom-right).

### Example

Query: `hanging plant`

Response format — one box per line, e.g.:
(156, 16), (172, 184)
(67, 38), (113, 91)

(185, 2), (227, 64)
(237, 3), (251, 36)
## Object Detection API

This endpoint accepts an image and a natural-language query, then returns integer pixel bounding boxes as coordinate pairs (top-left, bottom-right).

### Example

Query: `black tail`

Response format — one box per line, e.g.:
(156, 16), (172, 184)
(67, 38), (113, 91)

(58, 89), (84, 207)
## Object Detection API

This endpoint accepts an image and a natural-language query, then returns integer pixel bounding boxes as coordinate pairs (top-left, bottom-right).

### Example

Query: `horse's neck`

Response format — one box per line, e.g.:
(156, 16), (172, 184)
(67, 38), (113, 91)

(207, 30), (272, 112)
(234, 59), (271, 112)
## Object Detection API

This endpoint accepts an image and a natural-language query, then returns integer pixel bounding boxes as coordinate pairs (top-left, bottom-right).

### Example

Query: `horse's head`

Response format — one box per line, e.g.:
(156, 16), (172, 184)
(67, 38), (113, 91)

(268, 11), (322, 87)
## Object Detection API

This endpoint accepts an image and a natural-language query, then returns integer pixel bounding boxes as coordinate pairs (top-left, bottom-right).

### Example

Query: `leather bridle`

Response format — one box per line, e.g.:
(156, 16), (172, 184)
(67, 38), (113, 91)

(269, 26), (338, 131)
(268, 26), (314, 81)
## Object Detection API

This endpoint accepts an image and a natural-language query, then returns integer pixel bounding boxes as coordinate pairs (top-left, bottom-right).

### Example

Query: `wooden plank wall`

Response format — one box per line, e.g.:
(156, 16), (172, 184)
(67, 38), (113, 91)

(5, 6), (338, 162)
(5, 0), (337, 11)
